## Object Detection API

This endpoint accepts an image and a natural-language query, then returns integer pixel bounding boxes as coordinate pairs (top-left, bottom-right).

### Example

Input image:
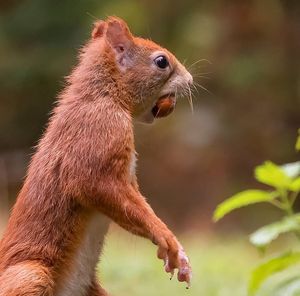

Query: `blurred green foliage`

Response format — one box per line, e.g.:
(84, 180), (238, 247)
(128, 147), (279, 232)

(214, 137), (300, 295)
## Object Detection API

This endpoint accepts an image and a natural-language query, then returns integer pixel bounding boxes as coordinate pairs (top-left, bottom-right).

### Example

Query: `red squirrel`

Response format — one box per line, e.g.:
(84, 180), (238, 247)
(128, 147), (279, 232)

(0, 17), (193, 296)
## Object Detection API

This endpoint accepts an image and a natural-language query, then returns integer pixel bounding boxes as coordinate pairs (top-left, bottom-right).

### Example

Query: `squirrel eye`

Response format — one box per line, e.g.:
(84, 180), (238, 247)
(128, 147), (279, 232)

(154, 55), (169, 69)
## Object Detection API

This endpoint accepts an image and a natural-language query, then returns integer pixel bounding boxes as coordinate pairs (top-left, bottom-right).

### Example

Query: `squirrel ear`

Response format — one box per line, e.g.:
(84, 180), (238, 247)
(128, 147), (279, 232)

(92, 20), (107, 39)
(105, 17), (133, 53)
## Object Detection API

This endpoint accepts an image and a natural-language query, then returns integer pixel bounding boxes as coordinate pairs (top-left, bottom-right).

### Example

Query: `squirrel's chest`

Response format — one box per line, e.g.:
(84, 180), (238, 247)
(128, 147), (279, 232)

(56, 213), (109, 296)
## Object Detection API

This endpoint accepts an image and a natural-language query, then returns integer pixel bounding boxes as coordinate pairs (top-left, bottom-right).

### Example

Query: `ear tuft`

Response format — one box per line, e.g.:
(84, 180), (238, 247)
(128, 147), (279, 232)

(92, 20), (106, 39)
(105, 16), (133, 52)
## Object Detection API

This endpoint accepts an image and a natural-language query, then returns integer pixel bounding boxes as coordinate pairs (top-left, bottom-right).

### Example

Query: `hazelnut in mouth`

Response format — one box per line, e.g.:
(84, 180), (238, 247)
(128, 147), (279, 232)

(151, 93), (176, 118)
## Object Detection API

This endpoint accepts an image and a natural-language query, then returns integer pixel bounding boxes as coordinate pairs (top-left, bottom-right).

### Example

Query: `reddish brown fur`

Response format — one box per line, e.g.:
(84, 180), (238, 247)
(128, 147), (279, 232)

(0, 17), (192, 295)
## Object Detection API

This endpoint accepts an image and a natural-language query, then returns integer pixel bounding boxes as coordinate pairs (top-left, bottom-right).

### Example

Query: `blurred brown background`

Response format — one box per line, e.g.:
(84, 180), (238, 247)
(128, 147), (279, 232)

(0, 0), (299, 235)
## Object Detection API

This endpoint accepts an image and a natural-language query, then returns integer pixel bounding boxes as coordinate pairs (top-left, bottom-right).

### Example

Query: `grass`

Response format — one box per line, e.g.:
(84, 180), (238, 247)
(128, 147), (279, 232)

(99, 227), (258, 296)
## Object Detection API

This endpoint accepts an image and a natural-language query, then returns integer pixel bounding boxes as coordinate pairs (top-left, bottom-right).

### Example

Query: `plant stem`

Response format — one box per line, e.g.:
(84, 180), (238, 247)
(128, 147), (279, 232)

(290, 191), (299, 207)
(279, 189), (300, 240)
(269, 199), (285, 210)
(280, 189), (293, 216)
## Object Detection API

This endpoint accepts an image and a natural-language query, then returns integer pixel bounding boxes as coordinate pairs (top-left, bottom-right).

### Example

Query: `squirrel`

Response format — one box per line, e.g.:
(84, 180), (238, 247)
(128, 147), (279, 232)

(0, 17), (193, 296)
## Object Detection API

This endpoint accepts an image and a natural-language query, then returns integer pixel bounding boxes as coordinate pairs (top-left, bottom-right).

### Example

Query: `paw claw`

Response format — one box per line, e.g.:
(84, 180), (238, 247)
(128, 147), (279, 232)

(170, 269), (174, 280)
(156, 236), (192, 286)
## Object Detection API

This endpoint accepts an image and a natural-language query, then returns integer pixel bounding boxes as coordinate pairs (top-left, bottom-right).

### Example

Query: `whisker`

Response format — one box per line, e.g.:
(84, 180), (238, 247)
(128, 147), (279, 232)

(86, 12), (99, 20)
(189, 83), (198, 97)
(188, 59), (212, 70)
(193, 81), (213, 96)
(187, 84), (194, 114)
(192, 83), (200, 95)
(190, 70), (213, 76)
(155, 105), (162, 117)
(192, 75), (211, 80)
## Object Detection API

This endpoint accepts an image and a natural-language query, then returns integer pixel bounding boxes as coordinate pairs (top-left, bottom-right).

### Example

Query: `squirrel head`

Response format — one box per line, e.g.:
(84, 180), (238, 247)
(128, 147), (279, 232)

(91, 17), (193, 123)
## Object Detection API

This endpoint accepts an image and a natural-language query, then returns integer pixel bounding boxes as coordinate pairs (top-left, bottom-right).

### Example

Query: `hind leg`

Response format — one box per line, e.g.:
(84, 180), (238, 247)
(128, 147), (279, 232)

(88, 280), (109, 296)
(0, 261), (54, 296)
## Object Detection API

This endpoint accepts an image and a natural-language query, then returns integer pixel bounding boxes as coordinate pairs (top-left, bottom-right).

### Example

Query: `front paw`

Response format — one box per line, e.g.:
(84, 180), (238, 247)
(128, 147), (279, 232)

(156, 236), (192, 287)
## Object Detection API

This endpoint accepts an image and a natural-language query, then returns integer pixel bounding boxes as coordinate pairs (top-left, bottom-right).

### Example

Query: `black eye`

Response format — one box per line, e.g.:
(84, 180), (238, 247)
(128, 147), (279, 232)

(154, 55), (169, 69)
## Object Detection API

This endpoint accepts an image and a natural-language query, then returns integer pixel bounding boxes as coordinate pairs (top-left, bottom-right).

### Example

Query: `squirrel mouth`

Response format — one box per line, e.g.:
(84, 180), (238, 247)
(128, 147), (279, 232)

(151, 93), (176, 118)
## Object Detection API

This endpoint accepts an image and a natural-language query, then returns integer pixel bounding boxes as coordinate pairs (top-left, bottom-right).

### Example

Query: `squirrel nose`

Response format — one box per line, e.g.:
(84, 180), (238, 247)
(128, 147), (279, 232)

(186, 72), (193, 86)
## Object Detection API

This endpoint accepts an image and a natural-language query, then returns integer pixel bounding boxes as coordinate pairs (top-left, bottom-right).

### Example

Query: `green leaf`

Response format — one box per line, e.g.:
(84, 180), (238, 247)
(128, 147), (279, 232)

(280, 162), (300, 191)
(249, 215), (300, 248)
(281, 162), (300, 179)
(248, 252), (300, 295)
(213, 190), (277, 222)
(290, 177), (300, 192)
(255, 161), (293, 189)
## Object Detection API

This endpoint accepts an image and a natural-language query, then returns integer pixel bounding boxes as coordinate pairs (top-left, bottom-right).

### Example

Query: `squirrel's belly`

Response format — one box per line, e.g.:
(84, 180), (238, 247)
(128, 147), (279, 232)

(56, 213), (110, 296)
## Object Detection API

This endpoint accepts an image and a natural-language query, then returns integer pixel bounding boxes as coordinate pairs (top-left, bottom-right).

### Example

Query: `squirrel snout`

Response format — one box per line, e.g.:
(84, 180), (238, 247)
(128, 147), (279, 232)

(182, 71), (193, 87)
(179, 64), (193, 86)
(186, 72), (193, 86)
